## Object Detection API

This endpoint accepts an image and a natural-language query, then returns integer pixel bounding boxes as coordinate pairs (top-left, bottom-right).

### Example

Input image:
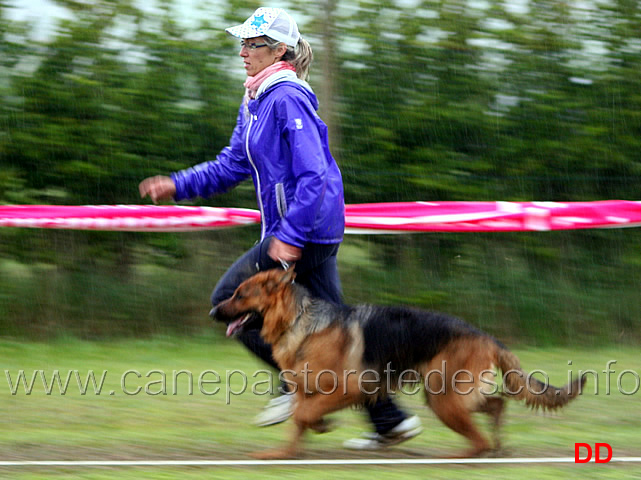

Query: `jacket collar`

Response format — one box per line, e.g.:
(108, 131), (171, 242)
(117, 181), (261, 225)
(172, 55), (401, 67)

(246, 71), (318, 115)
(255, 69), (315, 99)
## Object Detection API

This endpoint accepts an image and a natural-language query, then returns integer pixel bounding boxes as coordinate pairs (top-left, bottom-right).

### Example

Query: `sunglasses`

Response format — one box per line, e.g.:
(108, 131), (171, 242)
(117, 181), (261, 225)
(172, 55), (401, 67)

(240, 40), (269, 50)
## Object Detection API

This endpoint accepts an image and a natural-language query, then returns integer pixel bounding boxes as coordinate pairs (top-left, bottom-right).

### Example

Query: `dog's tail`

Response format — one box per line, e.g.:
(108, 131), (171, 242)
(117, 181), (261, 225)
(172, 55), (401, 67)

(496, 346), (586, 410)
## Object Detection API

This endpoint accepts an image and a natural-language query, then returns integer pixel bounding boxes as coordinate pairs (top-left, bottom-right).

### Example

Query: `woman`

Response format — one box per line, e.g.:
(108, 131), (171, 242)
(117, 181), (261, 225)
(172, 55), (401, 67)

(138, 7), (421, 450)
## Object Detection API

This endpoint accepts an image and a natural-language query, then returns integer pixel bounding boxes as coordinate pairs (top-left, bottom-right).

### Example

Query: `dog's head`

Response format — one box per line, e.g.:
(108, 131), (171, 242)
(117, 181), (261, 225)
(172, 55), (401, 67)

(211, 267), (297, 342)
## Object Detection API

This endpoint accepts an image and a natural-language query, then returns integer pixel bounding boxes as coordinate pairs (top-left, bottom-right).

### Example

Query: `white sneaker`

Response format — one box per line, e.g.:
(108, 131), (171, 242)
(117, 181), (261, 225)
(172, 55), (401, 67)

(253, 395), (294, 427)
(343, 415), (423, 450)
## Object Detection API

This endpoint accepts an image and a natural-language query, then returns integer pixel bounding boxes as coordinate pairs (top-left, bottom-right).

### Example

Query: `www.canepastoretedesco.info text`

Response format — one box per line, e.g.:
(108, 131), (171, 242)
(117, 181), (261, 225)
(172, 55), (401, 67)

(4, 360), (640, 401)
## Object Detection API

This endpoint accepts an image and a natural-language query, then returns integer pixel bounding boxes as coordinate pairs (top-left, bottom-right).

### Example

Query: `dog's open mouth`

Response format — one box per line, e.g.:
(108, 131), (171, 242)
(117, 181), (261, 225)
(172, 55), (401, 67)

(226, 313), (253, 337)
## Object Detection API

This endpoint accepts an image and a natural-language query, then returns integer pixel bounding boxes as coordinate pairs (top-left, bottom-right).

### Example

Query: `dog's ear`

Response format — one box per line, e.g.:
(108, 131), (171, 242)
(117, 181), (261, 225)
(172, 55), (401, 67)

(279, 265), (296, 284)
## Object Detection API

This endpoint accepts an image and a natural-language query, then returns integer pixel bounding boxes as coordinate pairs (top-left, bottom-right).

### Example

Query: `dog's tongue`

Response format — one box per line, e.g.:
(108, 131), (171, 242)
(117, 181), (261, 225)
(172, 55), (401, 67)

(226, 318), (243, 337)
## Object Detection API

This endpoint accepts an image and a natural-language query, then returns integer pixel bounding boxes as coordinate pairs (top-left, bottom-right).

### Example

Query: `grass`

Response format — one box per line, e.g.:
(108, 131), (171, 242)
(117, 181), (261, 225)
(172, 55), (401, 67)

(1, 335), (640, 478)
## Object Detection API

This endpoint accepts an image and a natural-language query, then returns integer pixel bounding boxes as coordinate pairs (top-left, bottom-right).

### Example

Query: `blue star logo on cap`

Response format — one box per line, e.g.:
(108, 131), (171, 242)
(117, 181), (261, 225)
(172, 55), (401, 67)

(251, 14), (267, 29)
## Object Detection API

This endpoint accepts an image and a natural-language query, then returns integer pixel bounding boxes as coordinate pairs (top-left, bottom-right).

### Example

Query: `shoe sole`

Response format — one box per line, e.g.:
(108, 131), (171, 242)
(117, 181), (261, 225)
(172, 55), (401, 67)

(381, 426), (424, 446)
(255, 418), (291, 427)
(343, 426), (424, 450)
(254, 412), (293, 427)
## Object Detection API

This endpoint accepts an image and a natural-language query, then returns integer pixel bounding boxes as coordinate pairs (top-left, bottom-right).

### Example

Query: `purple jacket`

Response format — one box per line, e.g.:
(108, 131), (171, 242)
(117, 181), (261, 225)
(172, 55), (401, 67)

(171, 74), (345, 247)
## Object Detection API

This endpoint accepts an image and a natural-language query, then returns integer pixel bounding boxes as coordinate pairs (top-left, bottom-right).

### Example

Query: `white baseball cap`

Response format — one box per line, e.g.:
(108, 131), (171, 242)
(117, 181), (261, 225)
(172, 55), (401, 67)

(225, 7), (300, 47)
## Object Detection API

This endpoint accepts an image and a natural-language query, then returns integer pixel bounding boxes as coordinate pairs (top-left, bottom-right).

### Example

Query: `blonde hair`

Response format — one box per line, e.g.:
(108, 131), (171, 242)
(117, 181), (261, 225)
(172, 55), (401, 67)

(264, 36), (313, 81)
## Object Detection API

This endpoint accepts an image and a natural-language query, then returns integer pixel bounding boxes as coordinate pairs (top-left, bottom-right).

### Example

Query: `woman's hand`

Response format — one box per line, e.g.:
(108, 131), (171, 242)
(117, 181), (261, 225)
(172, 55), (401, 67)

(268, 237), (302, 265)
(139, 176), (176, 204)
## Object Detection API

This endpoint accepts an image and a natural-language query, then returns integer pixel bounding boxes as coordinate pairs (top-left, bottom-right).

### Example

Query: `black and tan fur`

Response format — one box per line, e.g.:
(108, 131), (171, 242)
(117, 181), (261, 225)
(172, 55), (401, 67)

(212, 267), (586, 459)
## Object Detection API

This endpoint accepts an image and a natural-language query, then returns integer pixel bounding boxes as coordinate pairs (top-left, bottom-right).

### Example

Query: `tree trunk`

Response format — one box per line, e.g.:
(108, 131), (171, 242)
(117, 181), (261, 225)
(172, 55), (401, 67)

(318, 0), (340, 159)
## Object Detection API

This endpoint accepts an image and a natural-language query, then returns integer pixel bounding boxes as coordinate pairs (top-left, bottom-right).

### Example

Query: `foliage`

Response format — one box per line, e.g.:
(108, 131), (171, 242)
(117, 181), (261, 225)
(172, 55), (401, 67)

(1, 1), (641, 342)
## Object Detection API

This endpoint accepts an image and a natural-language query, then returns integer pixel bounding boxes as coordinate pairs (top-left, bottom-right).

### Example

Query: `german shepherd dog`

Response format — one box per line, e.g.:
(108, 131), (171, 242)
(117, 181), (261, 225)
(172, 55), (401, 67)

(212, 267), (586, 459)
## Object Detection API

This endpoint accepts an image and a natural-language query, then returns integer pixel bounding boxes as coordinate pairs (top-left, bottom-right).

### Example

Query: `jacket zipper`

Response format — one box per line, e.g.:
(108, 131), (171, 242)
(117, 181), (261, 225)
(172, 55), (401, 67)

(245, 113), (266, 240)
(275, 183), (287, 218)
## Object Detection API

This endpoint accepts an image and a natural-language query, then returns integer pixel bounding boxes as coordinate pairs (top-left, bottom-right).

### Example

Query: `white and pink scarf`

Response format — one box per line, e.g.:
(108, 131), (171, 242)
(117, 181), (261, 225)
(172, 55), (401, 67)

(244, 61), (296, 100)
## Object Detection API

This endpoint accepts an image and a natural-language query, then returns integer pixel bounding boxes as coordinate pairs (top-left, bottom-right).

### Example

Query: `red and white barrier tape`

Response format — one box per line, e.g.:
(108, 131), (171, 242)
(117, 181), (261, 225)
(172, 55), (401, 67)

(0, 205), (260, 232)
(344, 200), (641, 233)
(1, 201), (641, 233)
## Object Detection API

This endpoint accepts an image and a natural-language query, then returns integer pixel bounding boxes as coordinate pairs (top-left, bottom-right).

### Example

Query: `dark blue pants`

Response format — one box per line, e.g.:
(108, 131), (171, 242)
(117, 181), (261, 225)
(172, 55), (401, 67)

(210, 237), (407, 434)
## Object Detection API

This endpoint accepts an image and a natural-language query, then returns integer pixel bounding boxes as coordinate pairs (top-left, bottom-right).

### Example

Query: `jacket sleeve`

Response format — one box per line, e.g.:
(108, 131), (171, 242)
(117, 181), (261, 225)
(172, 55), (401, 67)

(273, 91), (330, 247)
(171, 104), (251, 201)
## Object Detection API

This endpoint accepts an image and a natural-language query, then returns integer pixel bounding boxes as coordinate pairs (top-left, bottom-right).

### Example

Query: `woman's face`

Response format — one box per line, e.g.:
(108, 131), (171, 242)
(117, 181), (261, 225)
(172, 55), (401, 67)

(240, 36), (285, 76)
